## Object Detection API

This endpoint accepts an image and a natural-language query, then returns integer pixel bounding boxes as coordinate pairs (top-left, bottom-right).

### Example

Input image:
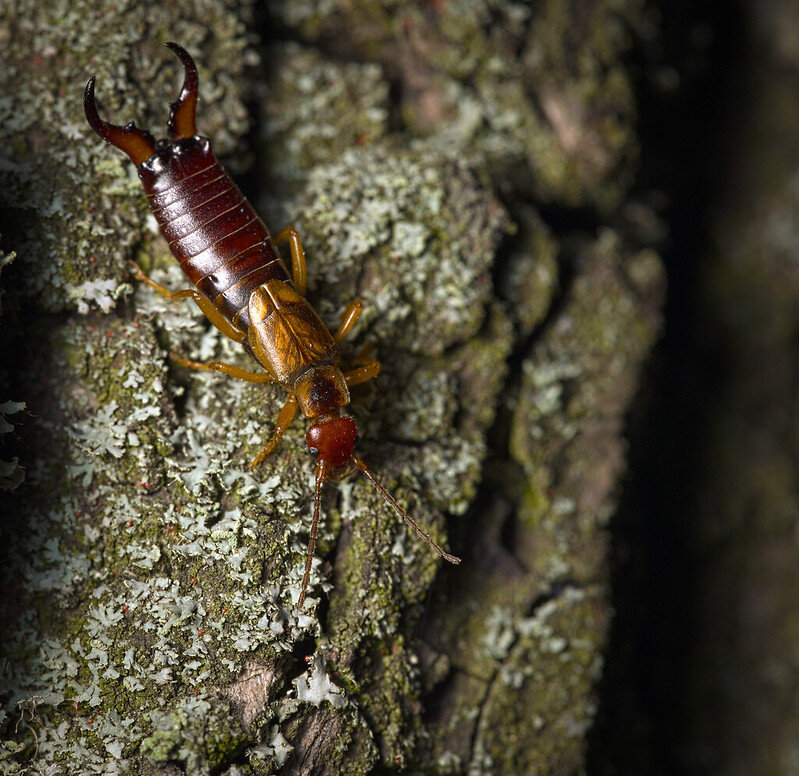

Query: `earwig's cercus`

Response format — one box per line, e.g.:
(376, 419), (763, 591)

(83, 43), (461, 607)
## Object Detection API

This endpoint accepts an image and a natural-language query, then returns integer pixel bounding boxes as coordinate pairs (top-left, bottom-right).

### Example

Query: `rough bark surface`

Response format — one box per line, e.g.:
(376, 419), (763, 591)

(0, 1), (663, 774)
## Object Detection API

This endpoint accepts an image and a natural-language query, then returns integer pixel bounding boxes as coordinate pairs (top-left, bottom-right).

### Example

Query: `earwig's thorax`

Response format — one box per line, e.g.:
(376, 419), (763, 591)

(294, 365), (350, 419)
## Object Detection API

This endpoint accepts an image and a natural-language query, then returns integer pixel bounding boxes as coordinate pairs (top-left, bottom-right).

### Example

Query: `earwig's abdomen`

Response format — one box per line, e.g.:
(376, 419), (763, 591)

(138, 137), (291, 331)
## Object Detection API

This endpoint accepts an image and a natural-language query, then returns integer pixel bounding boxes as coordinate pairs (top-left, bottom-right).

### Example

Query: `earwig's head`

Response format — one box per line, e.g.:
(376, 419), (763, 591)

(306, 416), (358, 471)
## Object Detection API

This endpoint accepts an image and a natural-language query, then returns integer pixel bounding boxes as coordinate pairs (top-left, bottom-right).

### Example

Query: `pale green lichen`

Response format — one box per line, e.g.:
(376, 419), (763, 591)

(288, 143), (509, 357)
(258, 42), (390, 218)
(266, 0), (642, 209)
(469, 587), (608, 775)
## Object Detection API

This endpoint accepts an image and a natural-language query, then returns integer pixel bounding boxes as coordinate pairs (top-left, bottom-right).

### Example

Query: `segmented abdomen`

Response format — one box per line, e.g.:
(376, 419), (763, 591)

(138, 137), (290, 332)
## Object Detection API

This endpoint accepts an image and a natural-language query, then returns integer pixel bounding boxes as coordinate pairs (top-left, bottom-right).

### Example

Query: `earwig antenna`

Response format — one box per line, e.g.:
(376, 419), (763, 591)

(352, 455), (461, 565)
(83, 77), (157, 165)
(164, 42), (198, 140)
(298, 461), (327, 607)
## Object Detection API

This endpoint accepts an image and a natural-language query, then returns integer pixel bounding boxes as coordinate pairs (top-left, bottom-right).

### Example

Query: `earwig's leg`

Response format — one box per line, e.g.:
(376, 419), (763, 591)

(170, 353), (274, 383)
(273, 227), (307, 296)
(333, 298), (364, 344)
(131, 262), (246, 344)
(250, 395), (299, 470)
(186, 293), (248, 344)
(343, 358), (381, 387)
(343, 342), (381, 386)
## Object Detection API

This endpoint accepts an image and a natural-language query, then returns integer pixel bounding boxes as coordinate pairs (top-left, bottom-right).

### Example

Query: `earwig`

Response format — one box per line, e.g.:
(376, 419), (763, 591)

(84, 43), (461, 607)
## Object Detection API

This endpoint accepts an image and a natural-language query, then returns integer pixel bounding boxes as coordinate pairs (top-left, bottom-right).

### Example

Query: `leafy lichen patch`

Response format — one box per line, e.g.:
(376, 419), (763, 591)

(290, 143), (510, 357)
(0, 309), (335, 772)
(510, 230), (665, 584)
(267, 0), (642, 208)
(258, 42), (390, 221)
(471, 587), (609, 776)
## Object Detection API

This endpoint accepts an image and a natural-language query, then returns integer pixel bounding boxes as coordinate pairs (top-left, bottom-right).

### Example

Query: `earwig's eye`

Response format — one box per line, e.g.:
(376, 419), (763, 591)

(308, 447), (319, 457)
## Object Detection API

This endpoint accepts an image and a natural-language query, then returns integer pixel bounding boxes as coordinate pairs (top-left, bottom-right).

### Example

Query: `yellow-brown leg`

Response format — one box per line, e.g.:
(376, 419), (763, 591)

(333, 298), (364, 344)
(272, 228), (307, 296)
(343, 358), (381, 387)
(250, 395), (299, 469)
(170, 353), (275, 383)
(131, 262), (246, 344)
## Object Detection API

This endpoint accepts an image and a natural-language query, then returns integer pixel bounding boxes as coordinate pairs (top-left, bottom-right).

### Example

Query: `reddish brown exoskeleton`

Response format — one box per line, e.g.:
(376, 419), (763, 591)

(84, 43), (460, 607)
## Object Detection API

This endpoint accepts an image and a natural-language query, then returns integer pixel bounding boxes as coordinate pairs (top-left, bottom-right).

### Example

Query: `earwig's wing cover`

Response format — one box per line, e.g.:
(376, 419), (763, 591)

(83, 77), (156, 165)
(248, 280), (339, 384)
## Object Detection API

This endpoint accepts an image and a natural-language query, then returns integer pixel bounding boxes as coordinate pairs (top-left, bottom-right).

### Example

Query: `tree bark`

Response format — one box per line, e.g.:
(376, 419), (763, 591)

(0, 1), (662, 774)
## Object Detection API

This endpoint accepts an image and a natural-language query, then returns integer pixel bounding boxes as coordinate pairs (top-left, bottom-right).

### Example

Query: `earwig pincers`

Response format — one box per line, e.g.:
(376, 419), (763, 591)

(84, 43), (461, 607)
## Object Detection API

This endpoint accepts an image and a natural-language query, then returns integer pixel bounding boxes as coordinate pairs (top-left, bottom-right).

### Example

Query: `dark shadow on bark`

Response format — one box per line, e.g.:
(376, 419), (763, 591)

(588, 2), (746, 773)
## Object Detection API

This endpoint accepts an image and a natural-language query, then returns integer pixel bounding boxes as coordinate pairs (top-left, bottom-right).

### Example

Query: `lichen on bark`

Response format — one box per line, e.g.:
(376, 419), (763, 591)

(0, 1), (663, 774)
